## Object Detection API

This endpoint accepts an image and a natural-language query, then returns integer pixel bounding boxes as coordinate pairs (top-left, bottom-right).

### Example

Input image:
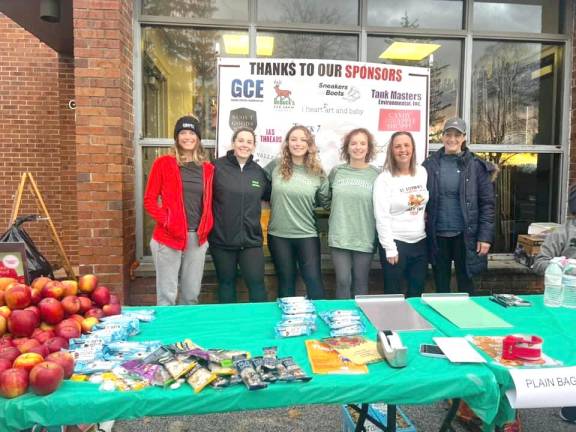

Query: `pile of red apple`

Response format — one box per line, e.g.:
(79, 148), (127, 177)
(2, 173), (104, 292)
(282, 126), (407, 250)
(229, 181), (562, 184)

(0, 274), (122, 398)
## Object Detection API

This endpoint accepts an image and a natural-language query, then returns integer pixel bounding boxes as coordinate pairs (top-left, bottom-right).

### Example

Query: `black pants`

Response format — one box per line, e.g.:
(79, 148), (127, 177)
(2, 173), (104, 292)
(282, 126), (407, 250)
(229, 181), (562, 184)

(268, 234), (324, 299)
(378, 239), (428, 298)
(433, 234), (475, 294)
(210, 246), (267, 303)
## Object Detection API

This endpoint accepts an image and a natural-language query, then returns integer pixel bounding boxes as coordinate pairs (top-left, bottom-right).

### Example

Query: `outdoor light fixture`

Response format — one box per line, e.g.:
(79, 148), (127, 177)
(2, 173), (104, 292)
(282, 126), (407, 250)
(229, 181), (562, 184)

(222, 34), (274, 56)
(379, 42), (441, 61)
(40, 0), (61, 23)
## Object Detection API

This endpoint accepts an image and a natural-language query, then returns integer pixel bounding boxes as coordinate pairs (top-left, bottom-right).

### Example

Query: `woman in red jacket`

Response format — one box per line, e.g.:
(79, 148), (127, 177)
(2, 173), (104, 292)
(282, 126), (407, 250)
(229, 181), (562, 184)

(144, 116), (214, 305)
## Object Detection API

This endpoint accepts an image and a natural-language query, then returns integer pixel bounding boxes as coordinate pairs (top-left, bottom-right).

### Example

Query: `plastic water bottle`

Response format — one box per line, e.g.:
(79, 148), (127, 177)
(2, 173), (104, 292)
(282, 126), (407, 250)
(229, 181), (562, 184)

(562, 259), (576, 309)
(544, 257), (564, 307)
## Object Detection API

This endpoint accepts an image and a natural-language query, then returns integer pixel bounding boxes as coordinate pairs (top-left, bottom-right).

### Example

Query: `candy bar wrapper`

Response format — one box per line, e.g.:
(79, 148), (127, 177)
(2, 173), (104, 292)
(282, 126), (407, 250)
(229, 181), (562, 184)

(281, 357), (312, 382)
(208, 349), (251, 367)
(210, 376), (230, 389)
(142, 346), (171, 364)
(275, 322), (314, 338)
(185, 364), (217, 393)
(207, 362), (236, 376)
(262, 346), (278, 371)
(233, 358), (267, 391)
(75, 360), (119, 375)
(122, 309), (156, 322)
(251, 356), (277, 383)
(122, 359), (163, 384)
(166, 339), (200, 355)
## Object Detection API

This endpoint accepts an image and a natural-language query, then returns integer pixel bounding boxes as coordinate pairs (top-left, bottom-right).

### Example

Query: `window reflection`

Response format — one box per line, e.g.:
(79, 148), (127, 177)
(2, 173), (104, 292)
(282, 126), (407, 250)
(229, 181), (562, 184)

(477, 152), (558, 253)
(142, 27), (248, 139)
(257, 32), (357, 60)
(367, 0), (463, 29)
(367, 37), (461, 143)
(473, 0), (561, 33)
(471, 41), (562, 145)
(257, 0), (358, 25)
(142, 0), (249, 20)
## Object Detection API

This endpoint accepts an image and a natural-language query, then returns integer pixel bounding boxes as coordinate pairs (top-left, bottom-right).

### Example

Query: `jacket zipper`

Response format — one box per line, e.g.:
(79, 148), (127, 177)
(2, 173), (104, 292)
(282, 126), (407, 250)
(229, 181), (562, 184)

(240, 162), (245, 249)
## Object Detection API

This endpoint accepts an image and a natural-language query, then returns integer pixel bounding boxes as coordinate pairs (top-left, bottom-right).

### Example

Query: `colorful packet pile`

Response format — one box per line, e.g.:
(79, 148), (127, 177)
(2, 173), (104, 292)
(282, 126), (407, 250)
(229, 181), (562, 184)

(319, 310), (365, 336)
(275, 297), (317, 337)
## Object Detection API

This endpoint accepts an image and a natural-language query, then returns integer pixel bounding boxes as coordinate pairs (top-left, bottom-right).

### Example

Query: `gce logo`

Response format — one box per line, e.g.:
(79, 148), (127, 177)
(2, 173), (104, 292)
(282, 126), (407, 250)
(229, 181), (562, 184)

(231, 79), (264, 99)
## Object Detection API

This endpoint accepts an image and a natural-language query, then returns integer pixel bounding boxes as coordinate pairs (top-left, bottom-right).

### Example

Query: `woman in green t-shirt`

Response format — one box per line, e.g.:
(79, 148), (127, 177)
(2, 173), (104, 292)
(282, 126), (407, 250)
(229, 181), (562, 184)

(265, 125), (330, 299)
(328, 128), (379, 298)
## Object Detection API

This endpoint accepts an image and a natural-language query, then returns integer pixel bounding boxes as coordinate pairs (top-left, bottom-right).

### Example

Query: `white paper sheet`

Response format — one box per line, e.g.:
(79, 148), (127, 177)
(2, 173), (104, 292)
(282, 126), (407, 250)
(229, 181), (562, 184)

(433, 337), (487, 363)
(506, 366), (576, 409)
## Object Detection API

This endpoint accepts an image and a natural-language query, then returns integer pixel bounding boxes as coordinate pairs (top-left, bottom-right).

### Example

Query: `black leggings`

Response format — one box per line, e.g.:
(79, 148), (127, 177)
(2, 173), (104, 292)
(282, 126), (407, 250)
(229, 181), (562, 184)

(210, 246), (267, 303)
(268, 234), (324, 299)
(378, 239), (428, 298)
(433, 234), (475, 294)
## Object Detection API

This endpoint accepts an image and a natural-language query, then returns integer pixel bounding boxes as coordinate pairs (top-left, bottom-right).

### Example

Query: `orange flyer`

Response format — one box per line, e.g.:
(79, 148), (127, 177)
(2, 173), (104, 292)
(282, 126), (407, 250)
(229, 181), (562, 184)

(304, 339), (368, 374)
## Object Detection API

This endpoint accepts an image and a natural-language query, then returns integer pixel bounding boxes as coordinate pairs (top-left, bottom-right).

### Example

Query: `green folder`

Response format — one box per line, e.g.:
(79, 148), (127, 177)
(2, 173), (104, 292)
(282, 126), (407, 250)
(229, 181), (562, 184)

(424, 297), (512, 328)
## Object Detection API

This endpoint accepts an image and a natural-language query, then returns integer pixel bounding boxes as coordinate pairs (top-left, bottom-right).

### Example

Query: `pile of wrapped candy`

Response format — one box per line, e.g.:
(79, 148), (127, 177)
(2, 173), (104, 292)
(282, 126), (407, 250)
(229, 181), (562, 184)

(274, 297), (317, 337)
(319, 310), (365, 337)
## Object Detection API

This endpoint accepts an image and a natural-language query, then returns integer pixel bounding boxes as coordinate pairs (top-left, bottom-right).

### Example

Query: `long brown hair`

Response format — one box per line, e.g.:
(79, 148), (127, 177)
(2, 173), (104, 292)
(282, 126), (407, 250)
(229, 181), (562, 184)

(340, 128), (376, 163)
(279, 125), (325, 180)
(383, 131), (417, 176)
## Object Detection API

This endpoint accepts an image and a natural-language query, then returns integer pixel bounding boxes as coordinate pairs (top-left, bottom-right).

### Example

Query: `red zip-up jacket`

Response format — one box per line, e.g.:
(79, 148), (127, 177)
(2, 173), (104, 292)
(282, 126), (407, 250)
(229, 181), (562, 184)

(144, 155), (214, 251)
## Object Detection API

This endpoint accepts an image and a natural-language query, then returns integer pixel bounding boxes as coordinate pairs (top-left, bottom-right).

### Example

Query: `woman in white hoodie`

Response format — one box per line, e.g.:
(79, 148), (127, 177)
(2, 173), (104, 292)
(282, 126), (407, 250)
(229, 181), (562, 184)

(373, 131), (429, 297)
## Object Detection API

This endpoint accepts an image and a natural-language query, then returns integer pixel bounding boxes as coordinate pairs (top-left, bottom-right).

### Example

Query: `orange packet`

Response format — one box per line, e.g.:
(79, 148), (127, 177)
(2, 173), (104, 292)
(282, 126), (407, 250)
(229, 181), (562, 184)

(304, 340), (368, 374)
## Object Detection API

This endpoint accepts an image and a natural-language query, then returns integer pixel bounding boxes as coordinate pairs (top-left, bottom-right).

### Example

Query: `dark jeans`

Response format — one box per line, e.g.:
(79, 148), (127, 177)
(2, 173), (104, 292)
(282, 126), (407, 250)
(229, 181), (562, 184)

(268, 234), (324, 299)
(210, 246), (267, 303)
(433, 234), (475, 294)
(378, 239), (427, 298)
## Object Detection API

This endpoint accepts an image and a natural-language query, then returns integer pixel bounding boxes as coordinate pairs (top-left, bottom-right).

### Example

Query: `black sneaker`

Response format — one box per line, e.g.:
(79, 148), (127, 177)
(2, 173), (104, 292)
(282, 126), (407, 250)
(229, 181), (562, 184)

(560, 406), (576, 423)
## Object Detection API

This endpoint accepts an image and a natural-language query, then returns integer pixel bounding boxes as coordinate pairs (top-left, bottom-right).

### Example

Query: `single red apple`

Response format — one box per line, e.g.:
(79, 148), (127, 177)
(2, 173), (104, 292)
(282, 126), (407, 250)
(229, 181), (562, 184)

(56, 319), (81, 334)
(17, 338), (41, 354)
(27, 343), (49, 358)
(43, 336), (69, 353)
(8, 310), (39, 338)
(24, 305), (40, 320)
(0, 346), (21, 363)
(91, 286), (110, 308)
(77, 296), (93, 314)
(31, 277), (51, 292)
(55, 325), (81, 340)
(31, 328), (55, 345)
(45, 351), (75, 379)
(4, 284), (31, 310)
(38, 297), (65, 325)
(84, 308), (104, 320)
(102, 303), (121, 317)
(78, 274), (98, 295)
(61, 280), (78, 297)
(61, 296), (81, 315)
(29, 361), (64, 395)
(0, 367), (29, 398)
(41, 281), (65, 300)
(12, 352), (44, 373)
(68, 314), (85, 327)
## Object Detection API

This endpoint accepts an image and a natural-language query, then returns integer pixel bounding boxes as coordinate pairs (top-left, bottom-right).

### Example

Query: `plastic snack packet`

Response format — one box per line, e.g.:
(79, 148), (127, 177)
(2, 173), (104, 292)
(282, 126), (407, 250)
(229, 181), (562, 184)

(281, 357), (312, 382)
(157, 352), (197, 380)
(185, 364), (216, 393)
(251, 356), (277, 383)
(262, 346), (278, 371)
(233, 356), (267, 391)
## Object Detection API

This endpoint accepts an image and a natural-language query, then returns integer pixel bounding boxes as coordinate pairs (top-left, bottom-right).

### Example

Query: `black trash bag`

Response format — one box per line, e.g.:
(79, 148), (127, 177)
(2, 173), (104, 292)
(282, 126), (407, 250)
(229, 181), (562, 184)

(0, 215), (54, 281)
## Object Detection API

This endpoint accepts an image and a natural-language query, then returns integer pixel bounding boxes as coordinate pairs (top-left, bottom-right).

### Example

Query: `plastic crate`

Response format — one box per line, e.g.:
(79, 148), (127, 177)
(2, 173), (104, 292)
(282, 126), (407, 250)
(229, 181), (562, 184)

(341, 404), (416, 432)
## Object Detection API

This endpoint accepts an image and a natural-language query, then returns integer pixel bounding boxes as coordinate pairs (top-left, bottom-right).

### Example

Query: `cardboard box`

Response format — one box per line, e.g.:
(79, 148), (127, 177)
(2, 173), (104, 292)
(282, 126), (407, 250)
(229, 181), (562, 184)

(341, 404), (416, 432)
(516, 234), (545, 256)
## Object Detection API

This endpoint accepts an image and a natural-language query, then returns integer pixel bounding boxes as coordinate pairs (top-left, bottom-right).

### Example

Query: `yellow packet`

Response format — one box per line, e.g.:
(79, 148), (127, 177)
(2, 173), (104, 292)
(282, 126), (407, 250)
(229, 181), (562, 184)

(304, 340), (368, 374)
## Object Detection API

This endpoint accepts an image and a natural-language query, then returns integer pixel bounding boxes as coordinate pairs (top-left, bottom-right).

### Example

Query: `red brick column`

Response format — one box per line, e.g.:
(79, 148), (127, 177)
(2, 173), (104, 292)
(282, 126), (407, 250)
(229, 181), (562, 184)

(73, 0), (134, 302)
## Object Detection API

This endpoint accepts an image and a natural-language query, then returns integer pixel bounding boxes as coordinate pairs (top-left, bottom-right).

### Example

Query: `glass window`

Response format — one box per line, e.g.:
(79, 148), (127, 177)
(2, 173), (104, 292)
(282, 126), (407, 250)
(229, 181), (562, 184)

(142, 0), (249, 20)
(257, 32), (358, 60)
(142, 27), (248, 139)
(142, 146), (216, 256)
(471, 41), (562, 145)
(257, 0), (358, 25)
(367, 37), (462, 143)
(476, 152), (559, 253)
(473, 0), (562, 33)
(367, 0), (463, 29)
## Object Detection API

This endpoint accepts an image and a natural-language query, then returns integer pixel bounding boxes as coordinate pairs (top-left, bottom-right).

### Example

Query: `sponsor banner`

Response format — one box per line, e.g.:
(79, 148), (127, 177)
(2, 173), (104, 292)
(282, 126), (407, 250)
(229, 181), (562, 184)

(217, 58), (430, 170)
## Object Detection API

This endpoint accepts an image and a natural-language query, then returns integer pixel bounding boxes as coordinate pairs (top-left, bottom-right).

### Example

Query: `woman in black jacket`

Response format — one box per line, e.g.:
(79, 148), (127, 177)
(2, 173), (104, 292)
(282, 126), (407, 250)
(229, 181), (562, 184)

(422, 117), (496, 294)
(210, 128), (271, 303)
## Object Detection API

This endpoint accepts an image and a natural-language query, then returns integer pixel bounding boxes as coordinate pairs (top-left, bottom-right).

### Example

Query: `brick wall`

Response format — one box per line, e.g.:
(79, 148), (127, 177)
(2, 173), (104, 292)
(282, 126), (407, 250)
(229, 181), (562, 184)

(73, 0), (135, 302)
(0, 13), (77, 270)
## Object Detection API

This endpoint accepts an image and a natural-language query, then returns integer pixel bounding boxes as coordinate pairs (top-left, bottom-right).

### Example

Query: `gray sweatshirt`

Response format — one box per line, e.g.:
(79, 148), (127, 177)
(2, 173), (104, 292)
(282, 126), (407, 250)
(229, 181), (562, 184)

(532, 219), (576, 275)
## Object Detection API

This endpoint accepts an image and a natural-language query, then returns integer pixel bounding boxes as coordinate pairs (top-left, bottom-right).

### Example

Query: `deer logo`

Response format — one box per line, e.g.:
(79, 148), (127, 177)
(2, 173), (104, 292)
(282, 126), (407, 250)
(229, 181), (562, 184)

(273, 80), (293, 104)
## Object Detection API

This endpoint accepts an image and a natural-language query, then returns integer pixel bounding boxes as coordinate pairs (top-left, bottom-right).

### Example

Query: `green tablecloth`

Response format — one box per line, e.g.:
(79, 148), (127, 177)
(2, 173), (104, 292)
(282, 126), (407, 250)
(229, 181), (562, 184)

(410, 295), (576, 426)
(0, 300), (501, 431)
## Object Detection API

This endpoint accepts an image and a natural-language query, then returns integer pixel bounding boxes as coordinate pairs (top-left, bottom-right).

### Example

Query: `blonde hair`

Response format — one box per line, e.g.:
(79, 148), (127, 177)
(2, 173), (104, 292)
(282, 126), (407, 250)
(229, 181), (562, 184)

(173, 134), (207, 166)
(383, 131), (417, 176)
(279, 125), (325, 180)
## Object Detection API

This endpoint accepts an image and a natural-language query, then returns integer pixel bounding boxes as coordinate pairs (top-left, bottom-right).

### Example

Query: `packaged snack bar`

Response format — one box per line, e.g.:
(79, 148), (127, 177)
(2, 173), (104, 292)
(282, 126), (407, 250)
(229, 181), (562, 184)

(262, 346), (278, 371)
(185, 364), (217, 393)
(157, 351), (197, 380)
(251, 356), (277, 383)
(233, 356), (267, 391)
(281, 357), (312, 382)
